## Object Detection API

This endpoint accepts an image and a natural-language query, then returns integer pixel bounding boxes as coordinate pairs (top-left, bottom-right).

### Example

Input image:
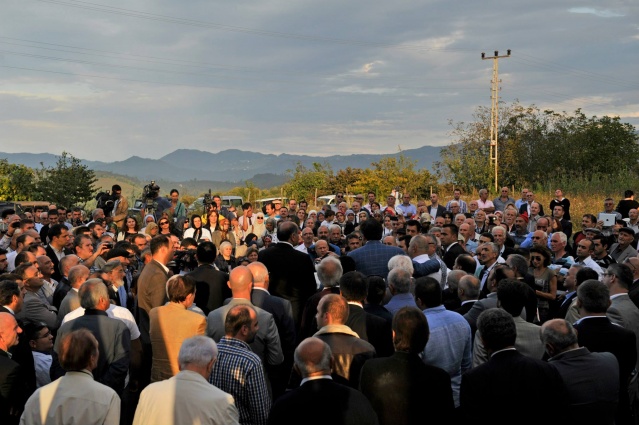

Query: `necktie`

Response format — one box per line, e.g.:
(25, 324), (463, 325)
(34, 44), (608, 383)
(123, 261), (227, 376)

(118, 286), (127, 307)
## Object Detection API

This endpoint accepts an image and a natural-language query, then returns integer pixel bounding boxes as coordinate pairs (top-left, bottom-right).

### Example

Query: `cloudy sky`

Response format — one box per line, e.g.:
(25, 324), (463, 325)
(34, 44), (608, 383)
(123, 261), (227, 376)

(2, 0), (637, 162)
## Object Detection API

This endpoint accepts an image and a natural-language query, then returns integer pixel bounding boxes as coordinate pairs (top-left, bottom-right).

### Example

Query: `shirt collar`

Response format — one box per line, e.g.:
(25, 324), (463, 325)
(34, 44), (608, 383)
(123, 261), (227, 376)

(301, 375), (332, 385)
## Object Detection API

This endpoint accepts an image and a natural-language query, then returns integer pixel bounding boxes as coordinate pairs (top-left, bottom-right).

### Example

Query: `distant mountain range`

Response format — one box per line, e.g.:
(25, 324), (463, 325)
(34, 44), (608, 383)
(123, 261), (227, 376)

(0, 146), (442, 186)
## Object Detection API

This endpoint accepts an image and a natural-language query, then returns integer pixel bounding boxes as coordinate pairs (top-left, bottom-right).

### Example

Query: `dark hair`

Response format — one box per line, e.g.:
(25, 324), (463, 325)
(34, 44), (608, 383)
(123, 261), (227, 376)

(339, 271), (368, 302)
(366, 276), (387, 305)
(150, 235), (171, 255)
(575, 267), (599, 287)
(529, 246), (552, 267)
(242, 203), (252, 210)
(196, 241), (217, 264)
(455, 254), (477, 274)
(414, 277), (442, 308)
(497, 279), (528, 316)
(167, 275), (196, 302)
(225, 305), (254, 337)
(170, 189), (179, 196)
(625, 190), (634, 198)
(14, 252), (34, 270)
(406, 220), (421, 232)
(112, 185), (122, 192)
(577, 280), (610, 313)
(393, 307), (429, 354)
(477, 309), (516, 351)
(22, 321), (48, 342)
(48, 224), (66, 241)
(59, 329), (98, 371)
(606, 263), (633, 290)
(360, 219), (383, 241)
(443, 223), (458, 236)
(0, 281), (20, 305)
(190, 214), (202, 229)
(582, 214), (597, 225)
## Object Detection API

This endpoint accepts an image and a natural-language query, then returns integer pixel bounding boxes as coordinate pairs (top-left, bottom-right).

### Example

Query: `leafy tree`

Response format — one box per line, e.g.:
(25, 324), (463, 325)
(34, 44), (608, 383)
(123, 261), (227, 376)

(0, 159), (36, 201)
(283, 162), (329, 202)
(34, 152), (98, 207)
(435, 102), (639, 191)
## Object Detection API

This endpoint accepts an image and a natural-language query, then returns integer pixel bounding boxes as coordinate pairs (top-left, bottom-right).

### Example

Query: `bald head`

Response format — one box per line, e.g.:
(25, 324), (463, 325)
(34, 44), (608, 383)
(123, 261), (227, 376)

(540, 319), (579, 357)
(68, 265), (90, 289)
(60, 255), (81, 277)
(247, 262), (269, 289)
(625, 257), (639, 279)
(0, 312), (21, 351)
(228, 266), (254, 297)
(294, 337), (332, 378)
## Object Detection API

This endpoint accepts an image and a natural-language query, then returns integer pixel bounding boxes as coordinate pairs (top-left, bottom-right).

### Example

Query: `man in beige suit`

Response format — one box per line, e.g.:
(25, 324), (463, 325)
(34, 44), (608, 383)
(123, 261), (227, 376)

(149, 275), (206, 382)
(133, 336), (239, 425)
(110, 185), (128, 231)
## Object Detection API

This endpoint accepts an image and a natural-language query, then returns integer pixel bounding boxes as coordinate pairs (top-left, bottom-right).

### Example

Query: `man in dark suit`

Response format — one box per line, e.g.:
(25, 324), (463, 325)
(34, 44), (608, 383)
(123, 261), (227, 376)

(0, 312), (28, 425)
(51, 255), (81, 310)
(100, 260), (127, 307)
(441, 224), (466, 270)
(574, 279), (637, 425)
(187, 242), (230, 316)
(247, 261), (295, 399)
(460, 309), (566, 425)
(542, 319), (619, 425)
(624, 256), (639, 308)
(428, 193), (447, 218)
(360, 307), (454, 425)
(340, 271), (393, 357)
(454, 275), (479, 315)
(44, 224), (72, 282)
(268, 337), (378, 425)
(52, 279), (131, 395)
(258, 221), (317, 330)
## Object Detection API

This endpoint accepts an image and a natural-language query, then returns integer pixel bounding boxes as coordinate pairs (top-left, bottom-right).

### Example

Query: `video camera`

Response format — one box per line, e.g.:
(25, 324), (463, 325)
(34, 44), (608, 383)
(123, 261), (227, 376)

(142, 181), (160, 216)
(95, 190), (116, 216)
(169, 249), (198, 274)
(203, 189), (213, 212)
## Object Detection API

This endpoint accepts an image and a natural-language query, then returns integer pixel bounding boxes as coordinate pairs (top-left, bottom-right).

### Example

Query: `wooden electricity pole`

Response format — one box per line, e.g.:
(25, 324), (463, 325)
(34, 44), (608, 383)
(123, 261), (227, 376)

(481, 49), (510, 192)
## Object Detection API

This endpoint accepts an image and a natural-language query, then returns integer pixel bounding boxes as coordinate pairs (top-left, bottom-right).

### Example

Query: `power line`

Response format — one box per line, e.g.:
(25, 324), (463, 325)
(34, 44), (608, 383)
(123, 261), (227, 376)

(35, 0), (473, 53)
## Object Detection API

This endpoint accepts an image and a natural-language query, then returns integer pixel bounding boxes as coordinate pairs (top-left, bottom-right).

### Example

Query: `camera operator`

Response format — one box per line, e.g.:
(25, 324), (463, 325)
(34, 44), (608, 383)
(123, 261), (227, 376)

(143, 181), (171, 221)
(68, 207), (85, 228)
(169, 238), (199, 275)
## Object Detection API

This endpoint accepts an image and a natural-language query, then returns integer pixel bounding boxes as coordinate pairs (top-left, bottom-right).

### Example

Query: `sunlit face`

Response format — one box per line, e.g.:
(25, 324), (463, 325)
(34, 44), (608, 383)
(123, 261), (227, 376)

(315, 241), (329, 257)
(247, 251), (259, 262)
(434, 217), (445, 228)
(192, 217), (201, 228)
(222, 244), (233, 257)
(126, 217), (137, 229)
(302, 229), (314, 244)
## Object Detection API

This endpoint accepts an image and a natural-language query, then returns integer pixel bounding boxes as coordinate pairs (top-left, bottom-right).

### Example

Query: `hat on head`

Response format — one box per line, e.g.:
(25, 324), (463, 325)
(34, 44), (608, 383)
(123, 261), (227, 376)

(584, 228), (601, 235)
(420, 213), (431, 222)
(619, 227), (635, 236)
(519, 213), (529, 224)
(346, 210), (355, 216)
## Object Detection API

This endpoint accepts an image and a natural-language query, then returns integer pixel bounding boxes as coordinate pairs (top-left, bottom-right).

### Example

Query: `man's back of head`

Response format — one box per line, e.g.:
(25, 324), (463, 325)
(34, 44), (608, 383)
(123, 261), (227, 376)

(228, 266), (254, 297)
(477, 308), (516, 353)
(497, 279), (528, 317)
(196, 241), (217, 265)
(224, 304), (257, 342)
(317, 293), (349, 325)
(339, 271), (368, 302)
(294, 337), (332, 379)
(246, 262), (269, 288)
(388, 268), (412, 294)
(540, 319), (578, 357)
(78, 278), (110, 311)
(458, 275), (479, 301)
(414, 277), (442, 309)
(316, 256), (343, 288)
(276, 221), (299, 244)
(577, 280), (610, 314)
(359, 219), (383, 242)
(392, 306), (429, 354)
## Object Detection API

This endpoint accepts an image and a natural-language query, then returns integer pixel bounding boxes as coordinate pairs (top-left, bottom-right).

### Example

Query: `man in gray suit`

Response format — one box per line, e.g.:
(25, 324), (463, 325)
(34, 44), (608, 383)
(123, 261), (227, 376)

(609, 227), (638, 264)
(542, 319), (618, 425)
(604, 263), (639, 373)
(207, 266), (283, 368)
(56, 265), (89, 328)
(473, 279), (545, 366)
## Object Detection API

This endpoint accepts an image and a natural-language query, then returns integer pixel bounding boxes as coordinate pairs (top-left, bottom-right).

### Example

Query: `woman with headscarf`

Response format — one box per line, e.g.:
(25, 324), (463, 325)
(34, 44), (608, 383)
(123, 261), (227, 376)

(211, 217), (236, 251)
(183, 214), (212, 242)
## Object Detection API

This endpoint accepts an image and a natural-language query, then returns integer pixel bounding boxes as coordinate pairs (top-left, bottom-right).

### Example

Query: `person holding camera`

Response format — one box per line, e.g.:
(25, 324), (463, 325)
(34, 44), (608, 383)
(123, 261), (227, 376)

(109, 185), (129, 231)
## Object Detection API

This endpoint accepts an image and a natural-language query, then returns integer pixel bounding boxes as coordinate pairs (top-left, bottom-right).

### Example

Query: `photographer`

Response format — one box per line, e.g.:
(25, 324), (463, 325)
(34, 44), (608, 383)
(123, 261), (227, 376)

(142, 181), (171, 221)
(0, 211), (21, 250)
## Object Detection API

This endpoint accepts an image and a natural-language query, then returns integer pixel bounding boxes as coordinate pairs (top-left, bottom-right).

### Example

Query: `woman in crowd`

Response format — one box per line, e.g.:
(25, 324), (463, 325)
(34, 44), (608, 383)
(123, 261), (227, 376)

(528, 245), (557, 324)
(382, 215), (393, 236)
(183, 214), (212, 242)
(140, 214), (155, 233)
(117, 216), (140, 241)
(204, 210), (219, 233)
(261, 234), (273, 250)
(251, 212), (267, 238)
(144, 222), (158, 237)
(211, 217), (236, 251)
(215, 240), (236, 272)
(245, 246), (259, 263)
(296, 209), (307, 224)
(442, 212), (454, 225)
(158, 217), (173, 236)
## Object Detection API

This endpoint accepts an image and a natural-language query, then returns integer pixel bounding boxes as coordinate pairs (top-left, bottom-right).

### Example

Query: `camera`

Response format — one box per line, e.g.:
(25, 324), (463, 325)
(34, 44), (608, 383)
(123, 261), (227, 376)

(170, 249), (198, 274)
(142, 181), (160, 203)
(203, 189), (213, 210)
(95, 190), (116, 216)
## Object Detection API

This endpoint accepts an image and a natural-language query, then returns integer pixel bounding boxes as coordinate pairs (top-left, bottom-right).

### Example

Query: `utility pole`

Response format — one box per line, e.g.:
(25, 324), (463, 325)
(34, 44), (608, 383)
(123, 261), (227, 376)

(481, 49), (510, 192)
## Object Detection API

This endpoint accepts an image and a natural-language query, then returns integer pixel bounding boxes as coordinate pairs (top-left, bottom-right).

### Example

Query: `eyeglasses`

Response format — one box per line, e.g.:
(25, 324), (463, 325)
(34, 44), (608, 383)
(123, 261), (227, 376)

(530, 256), (543, 261)
(159, 221), (169, 225)
(36, 331), (52, 339)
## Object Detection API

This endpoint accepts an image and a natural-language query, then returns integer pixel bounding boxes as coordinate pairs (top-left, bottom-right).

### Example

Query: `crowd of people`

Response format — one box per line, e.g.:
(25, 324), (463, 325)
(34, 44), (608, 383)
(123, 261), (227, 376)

(1, 184), (639, 424)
